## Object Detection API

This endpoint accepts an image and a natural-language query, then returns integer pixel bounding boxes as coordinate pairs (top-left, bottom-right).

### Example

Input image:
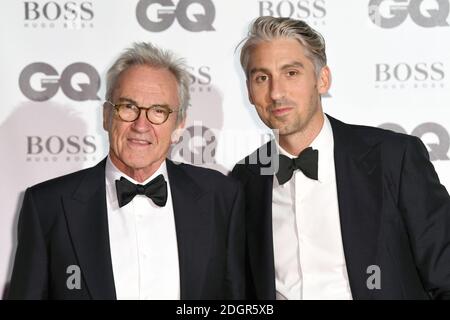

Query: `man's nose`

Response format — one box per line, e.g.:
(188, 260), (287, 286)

(269, 77), (285, 101)
(132, 108), (152, 131)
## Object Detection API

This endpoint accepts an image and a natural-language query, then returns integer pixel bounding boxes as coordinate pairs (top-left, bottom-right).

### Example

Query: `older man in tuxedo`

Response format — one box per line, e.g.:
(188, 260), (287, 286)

(9, 42), (245, 300)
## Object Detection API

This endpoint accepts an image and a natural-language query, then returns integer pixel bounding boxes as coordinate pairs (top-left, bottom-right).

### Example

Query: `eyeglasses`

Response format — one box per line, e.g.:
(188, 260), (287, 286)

(105, 101), (178, 125)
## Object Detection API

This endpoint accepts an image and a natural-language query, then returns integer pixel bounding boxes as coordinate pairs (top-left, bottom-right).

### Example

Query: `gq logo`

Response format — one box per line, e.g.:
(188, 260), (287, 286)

(378, 122), (450, 161)
(19, 62), (100, 101)
(136, 0), (215, 32)
(369, 0), (450, 28)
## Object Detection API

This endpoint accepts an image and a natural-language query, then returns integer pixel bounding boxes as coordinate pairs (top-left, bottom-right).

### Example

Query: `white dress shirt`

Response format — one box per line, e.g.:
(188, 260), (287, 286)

(105, 157), (180, 300)
(272, 116), (353, 300)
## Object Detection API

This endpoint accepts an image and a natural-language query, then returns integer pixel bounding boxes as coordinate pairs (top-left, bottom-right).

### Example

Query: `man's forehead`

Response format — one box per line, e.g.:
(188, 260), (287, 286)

(251, 38), (306, 52)
(117, 82), (168, 92)
(113, 82), (171, 98)
(247, 43), (314, 74)
(113, 68), (178, 101)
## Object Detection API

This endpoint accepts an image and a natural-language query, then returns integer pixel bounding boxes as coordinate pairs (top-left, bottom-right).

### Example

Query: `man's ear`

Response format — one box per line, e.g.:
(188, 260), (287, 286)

(103, 102), (112, 131)
(176, 117), (186, 130)
(317, 66), (331, 95)
(246, 79), (254, 105)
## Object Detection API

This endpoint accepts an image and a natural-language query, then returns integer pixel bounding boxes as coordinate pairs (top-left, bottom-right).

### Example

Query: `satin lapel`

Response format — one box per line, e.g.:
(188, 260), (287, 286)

(246, 141), (277, 299)
(329, 115), (383, 300)
(62, 158), (116, 300)
(166, 160), (212, 299)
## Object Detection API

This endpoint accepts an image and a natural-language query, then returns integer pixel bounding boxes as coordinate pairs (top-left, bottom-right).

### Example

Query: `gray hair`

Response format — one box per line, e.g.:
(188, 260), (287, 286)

(240, 16), (327, 77)
(105, 42), (190, 123)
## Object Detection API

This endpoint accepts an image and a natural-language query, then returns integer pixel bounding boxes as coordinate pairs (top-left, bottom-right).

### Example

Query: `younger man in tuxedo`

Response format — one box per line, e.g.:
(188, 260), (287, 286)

(232, 16), (450, 300)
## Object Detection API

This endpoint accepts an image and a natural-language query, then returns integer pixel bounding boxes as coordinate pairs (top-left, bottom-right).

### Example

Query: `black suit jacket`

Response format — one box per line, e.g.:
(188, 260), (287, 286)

(8, 159), (245, 300)
(231, 115), (450, 300)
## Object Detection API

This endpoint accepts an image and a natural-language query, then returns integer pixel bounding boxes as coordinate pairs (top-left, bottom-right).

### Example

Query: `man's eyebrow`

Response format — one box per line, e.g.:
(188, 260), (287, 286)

(249, 67), (270, 76)
(116, 97), (171, 107)
(116, 97), (138, 104)
(280, 61), (305, 70)
(249, 62), (305, 75)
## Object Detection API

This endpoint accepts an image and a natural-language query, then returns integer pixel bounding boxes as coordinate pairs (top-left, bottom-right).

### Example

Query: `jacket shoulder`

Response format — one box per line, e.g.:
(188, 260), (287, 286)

(341, 121), (424, 153)
(174, 162), (240, 191)
(328, 115), (423, 154)
(28, 164), (99, 196)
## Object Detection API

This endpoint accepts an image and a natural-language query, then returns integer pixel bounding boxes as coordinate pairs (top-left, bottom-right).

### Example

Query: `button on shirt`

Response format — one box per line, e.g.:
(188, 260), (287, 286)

(105, 157), (180, 300)
(272, 117), (353, 300)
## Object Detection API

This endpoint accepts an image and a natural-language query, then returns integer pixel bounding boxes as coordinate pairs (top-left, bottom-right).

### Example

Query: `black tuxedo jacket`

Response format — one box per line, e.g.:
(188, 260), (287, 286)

(8, 159), (245, 299)
(231, 115), (450, 300)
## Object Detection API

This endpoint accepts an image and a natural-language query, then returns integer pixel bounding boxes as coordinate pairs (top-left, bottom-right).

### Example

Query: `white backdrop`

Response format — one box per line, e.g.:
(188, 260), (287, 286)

(1, 0), (450, 297)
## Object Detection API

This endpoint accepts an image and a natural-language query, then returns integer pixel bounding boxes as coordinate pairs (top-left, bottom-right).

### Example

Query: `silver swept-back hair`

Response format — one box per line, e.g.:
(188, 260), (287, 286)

(240, 16), (327, 77)
(105, 42), (190, 123)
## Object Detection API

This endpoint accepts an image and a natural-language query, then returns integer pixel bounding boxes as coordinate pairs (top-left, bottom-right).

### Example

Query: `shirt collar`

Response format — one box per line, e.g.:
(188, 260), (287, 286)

(274, 115), (334, 182)
(105, 156), (169, 205)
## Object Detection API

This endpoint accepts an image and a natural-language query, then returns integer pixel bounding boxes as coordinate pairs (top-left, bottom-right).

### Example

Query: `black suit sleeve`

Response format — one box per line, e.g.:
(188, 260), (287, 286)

(8, 188), (48, 299)
(399, 137), (450, 299)
(224, 181), (246, 299)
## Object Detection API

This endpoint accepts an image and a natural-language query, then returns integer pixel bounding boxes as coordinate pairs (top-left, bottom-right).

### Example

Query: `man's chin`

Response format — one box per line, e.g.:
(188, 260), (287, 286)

(270, 123), (290, 134)
(126, 162), (154, 171)
(125, 156), (165, 170)
(274, 125), (302, 137)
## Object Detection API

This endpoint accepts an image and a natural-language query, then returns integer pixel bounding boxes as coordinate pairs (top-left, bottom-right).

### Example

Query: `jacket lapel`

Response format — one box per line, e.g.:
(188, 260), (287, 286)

(329, 115), (383, 300)
(245, 141), (277, 299)
(63, 158), (116, 300)
(166, 160), (212, 299)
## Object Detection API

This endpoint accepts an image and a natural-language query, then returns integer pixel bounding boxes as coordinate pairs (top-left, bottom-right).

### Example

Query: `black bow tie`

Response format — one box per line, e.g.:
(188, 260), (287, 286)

(115, 174), (168, 208)
(276, 147), (319, 185)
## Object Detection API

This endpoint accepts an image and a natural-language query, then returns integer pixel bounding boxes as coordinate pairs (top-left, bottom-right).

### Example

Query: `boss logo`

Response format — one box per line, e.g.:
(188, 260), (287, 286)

(375, 62), (445, 82)
(136, 0), (215, 32)
(27, 135), (97, 155)
(24, 1), (94, 21)
(258, 0), (326, 21)
(19, 62), (100, 101)
(187, 65), (212, 92)
(23, 1), (94, 28)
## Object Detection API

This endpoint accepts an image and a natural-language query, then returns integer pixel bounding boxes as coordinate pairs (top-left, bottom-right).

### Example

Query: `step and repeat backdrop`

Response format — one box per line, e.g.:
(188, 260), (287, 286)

(1, 0), (449, 297)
